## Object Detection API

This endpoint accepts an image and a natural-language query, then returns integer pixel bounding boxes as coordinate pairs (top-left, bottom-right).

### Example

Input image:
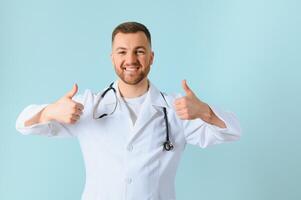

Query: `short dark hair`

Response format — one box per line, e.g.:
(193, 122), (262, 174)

(112, 22), (152, 46)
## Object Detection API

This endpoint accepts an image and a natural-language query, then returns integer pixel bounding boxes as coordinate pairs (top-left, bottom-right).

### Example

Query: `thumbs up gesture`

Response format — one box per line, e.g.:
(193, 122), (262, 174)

(40, 84), (84, 124)
(174, 80), (213, 122)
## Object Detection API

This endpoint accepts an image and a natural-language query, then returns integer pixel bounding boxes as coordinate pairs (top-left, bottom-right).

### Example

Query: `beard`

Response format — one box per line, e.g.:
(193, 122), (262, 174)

(114, 63), (150, 85)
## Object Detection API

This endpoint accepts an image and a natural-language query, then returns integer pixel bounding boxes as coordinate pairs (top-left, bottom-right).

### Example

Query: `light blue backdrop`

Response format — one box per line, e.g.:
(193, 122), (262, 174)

(1, 0), (300, 199)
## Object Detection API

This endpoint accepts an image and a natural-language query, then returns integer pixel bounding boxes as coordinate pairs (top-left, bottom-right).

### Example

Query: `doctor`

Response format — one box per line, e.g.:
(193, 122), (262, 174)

(16, 22), (241, 200)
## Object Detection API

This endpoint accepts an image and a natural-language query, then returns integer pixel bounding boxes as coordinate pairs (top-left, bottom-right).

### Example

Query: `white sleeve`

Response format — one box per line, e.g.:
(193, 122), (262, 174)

(15, 92), (87, 138)
(183, 105), (241, 148)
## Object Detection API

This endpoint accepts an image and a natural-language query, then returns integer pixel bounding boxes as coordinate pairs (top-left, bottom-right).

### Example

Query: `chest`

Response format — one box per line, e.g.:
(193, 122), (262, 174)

(77, 108), (184, 154)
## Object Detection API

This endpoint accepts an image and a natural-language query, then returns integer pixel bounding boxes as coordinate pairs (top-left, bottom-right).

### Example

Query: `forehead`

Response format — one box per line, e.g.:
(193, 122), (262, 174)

(112, 32), (150, 49)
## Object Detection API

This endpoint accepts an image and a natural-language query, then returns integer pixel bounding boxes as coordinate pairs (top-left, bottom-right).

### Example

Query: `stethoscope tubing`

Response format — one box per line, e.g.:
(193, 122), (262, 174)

(94, 82), (174, 151)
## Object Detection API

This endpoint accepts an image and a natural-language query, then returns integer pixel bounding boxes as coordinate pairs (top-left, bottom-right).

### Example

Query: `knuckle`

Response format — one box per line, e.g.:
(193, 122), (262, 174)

(76, 102), (83, 107)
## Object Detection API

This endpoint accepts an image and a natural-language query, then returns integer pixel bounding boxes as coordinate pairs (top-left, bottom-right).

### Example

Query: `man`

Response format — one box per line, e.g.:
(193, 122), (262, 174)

(16, 22), (241, 200)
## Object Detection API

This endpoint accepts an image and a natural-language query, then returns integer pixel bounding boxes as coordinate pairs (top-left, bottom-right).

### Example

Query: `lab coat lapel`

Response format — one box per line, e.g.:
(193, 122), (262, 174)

(128, 82), (167, 143)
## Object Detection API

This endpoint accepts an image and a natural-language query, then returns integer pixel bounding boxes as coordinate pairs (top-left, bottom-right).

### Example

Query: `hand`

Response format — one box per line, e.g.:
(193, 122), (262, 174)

(41, 84), (84, 124)
(174, 80), (212, 121)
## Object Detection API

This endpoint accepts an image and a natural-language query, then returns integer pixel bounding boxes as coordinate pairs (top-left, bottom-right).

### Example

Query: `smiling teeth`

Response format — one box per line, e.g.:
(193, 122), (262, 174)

(125, 67), (138, 71)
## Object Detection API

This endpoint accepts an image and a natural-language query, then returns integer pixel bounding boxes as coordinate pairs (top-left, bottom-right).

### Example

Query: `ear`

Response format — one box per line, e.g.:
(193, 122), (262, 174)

(110, 52), (114, 65)
(150, 51), (154, 65)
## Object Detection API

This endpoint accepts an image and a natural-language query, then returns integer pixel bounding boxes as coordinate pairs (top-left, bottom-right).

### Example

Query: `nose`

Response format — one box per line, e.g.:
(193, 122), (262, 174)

(125, 52), (138, 65)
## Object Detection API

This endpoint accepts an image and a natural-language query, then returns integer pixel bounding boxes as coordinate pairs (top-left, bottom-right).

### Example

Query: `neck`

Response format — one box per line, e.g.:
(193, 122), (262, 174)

(118, 78), (149, 98)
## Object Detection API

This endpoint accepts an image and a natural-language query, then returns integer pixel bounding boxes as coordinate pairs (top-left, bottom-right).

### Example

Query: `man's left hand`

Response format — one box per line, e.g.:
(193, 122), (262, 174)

(174, 80), (226, 128)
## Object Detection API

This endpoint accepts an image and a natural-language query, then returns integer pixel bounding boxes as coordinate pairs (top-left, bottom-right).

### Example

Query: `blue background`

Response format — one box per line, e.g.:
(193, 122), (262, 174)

(1, 0), (300, 199)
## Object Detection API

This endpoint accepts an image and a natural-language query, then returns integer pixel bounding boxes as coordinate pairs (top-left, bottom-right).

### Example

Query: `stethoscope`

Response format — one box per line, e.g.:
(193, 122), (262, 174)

(93, 82), (174, 151)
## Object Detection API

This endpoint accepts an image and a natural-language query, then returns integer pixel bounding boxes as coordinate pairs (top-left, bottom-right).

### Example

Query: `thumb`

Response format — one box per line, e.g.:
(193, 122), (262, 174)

(65, 83), (78, 99)
(182, 79), (194, 96)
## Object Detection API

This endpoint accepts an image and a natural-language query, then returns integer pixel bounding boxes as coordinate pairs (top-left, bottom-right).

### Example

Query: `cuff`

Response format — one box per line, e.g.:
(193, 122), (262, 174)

(207, 104), (241, 136)
(16, 104), (53, 135)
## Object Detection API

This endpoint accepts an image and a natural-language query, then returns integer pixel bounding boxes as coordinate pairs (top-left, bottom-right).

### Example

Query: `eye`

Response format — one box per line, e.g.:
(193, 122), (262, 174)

(136, 50), (145, 55)
(117, 51), (126, 55)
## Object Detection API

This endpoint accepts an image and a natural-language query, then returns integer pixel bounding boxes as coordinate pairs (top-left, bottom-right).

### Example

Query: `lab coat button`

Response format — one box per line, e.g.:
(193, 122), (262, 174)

(125, 177), (132, 184)
(127, 145), (133, 152)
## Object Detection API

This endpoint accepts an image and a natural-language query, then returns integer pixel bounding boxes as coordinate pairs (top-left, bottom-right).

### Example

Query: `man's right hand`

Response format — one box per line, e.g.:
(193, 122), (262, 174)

(39, 84), (84, 124)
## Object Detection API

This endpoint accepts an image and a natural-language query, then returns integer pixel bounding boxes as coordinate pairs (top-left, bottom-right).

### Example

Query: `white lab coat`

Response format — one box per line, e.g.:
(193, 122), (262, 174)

(16, 81), (241, 200)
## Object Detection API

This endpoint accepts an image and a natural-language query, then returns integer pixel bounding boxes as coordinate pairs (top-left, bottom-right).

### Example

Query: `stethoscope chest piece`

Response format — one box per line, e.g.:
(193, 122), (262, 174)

(163, 141), (174, 151)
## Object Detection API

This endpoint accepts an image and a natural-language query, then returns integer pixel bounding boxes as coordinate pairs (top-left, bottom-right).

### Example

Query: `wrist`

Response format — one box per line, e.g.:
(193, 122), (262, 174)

(204, 106), (227, 128)
(197, 103), (213, 123)
(39, 105), (53, 123)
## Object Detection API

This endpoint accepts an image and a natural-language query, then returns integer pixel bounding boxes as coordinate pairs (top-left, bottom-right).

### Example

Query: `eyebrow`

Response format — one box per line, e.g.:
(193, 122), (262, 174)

(115, 46), (147, 51)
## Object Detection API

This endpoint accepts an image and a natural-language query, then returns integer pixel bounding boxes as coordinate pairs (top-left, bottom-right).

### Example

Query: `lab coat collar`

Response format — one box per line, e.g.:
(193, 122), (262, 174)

(148, 81), (169, 108)
(104, 80), (169, 109)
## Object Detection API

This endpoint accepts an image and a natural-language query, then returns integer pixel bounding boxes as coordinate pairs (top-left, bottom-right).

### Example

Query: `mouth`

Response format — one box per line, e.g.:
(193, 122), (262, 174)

(123, 66), (140, 73)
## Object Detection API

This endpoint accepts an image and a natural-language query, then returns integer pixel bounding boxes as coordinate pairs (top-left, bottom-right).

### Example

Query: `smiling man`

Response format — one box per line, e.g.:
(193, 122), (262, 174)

(16, 22), (241, 200)
(112, 31), (153, 85)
